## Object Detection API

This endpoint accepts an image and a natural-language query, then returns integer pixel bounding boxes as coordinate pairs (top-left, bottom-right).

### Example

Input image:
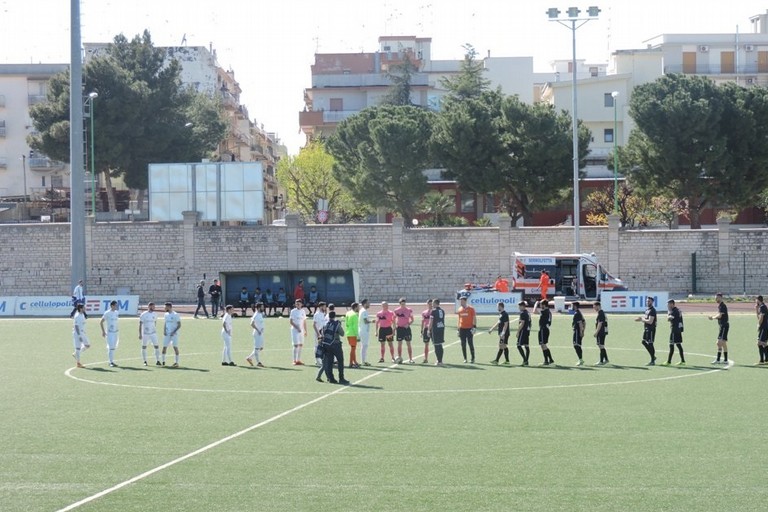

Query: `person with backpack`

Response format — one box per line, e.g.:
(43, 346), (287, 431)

(320, 310), (349, 385)
(664, 299), (686, 365)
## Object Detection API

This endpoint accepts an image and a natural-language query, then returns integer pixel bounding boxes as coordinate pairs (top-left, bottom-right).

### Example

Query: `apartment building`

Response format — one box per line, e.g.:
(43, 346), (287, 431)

(0, 64), (69, 203)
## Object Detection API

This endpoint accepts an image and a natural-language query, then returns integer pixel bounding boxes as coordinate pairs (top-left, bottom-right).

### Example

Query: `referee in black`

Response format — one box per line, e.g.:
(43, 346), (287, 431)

(709, 293), (729, 364)
(635, 296), (657, 365)
(535, 299), (555, 365)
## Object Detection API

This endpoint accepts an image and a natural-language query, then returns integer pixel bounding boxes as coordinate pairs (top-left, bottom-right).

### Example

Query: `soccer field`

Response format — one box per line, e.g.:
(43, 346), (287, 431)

(1, 311), (766, 512)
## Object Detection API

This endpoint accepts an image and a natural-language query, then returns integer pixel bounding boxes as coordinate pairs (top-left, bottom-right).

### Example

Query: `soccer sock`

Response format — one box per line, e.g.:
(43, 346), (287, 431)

(600, 348), (608, 362)
(517, 346), (526, 361)
(524, 346), (530, 362)
(108, 348), (114, 364)
(643, 342), (655, 359)
(361, 342), (368, 362)
(494, 349), (503, 362)
(161, 350), (166, 363)
(175, 352), (180, 364)
(677, 344), (685, 362)
(723, 351), (728, 362)
(141, 347), (147, 362)
(667, 346), (675, 363)
(434, 344), (444, 362)
(254, 349), (260, 363)
(574, 346), (583, 360)
(74, 348), (81, 362)
(543, 348), (552, 363)
(296, 346), (302, 362)
(761, 346), (766, 362)
(503, 348), (510, 362)
(154, 347), (160, 362)
(715, 350), (721, 361)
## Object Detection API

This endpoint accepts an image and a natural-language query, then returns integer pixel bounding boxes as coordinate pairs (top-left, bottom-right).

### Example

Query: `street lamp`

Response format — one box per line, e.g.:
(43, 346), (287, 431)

(84, 91), (98, 217)
(611, 90), (619, 214)
(547, 5), (601, 254)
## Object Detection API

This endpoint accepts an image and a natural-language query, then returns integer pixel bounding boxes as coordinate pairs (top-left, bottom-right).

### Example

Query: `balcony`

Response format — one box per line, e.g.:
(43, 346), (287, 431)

(28, 157), (64, 171)
(28, 95), (47, 105)
(311, 72), (429, 88)
(664, 64), (768, 75)
(299, 110), (324, 128)
(220, 90), (239, 110)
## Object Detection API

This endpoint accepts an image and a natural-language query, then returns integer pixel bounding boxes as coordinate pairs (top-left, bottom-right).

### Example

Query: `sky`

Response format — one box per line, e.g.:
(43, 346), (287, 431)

(1, 0), (767, 154)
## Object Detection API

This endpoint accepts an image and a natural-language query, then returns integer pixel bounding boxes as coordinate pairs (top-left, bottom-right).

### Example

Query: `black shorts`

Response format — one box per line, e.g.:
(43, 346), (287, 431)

(421, 327), (431, 343)
(642, 328), (656, 344)
(517, 332), (530, 347)
(669, 332), (683, 345)
(538, 328), (550, 345)
(378, 326), (393, 342)
(432, 329), (445, 345)
(396, 326), (412, 342)
(572, 331), (583, 346)
(595, 332), (606, 346)
(498, 331), (510, 345)
(759, 327), (768, 343)
(718, 324), (729, 341)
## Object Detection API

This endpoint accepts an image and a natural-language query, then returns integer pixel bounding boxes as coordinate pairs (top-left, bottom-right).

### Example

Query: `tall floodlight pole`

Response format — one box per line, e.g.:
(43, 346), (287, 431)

(547, 6), (600, 254)
(85, 92), (98, 217)
(611, 91), (619, 213)
(70, 0), (86, 292)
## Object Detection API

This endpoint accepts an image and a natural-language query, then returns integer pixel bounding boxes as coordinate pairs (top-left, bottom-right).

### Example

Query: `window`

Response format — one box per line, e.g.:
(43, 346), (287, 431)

(329, 98), (343, 111)
(459, 192), (476, 213)
(604, 128), (614, 143)
(604, 93), (615, 107)
(589, 67), (598, 77)
(484, 193), (496, 213)
(0, 120), (5, 137)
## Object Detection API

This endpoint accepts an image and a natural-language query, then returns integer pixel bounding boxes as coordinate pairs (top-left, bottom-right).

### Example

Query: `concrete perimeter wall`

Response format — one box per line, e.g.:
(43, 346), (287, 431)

(0, 214), (764, 302)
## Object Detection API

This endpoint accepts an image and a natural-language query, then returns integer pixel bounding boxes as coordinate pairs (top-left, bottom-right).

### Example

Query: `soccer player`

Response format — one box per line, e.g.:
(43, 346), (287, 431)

(571, 302), (586, 366)
(375, 301), (396, 363)
(489, 302), (510, 365)
(593, 301), (609, 365)
(420, 299), (433, 364)
(289, 299), (308, 365)
(100, 300), (120, 367)
(312, 302), (328, 367)
(664, 299), (686, 365)
(221, 305), (236, 366)
(162, 302), (181, 367)
(70, 279), (86, 319)
(457, 296), (477, 363)
(709, 293), (729, 364)
(635, 296), (657, 365)
(72, 303), (90, 368)
(756, 295), (768, 364)
(516, 301), (531, 366)
(246, 302), (266, 367)
(428, 298), (446, 366)
(358, 299), (373, 366)
(138, 302), (161, 366)
(345, 302), (360, 368)
(533, 299), (555, 365)
(394, 298), (415, 363)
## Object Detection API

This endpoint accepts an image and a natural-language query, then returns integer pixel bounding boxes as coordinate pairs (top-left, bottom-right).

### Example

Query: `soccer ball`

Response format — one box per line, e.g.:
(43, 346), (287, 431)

(395, 357), (403, 364)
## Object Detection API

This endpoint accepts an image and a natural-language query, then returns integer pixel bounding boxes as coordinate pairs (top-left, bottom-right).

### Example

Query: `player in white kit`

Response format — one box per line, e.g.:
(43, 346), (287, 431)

(221, 305), (236, 366)
(246, 302), (266, 367)
(358, 299), (373, 366)
(72, 303), (90, 368)
(289, 299), (308, 365)
(100, 300), (120, 367)
(139, 302), (160, 366)
(162, 302), (181, 367)
(312, 302), (328, 367)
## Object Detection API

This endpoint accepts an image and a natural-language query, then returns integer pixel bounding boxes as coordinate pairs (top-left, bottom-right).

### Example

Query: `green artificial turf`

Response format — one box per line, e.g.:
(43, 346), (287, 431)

(1, 310), (765, 511)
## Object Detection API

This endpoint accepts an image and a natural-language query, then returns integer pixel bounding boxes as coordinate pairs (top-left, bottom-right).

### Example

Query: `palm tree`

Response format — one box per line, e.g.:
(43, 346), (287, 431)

(419, 191), (455, 226)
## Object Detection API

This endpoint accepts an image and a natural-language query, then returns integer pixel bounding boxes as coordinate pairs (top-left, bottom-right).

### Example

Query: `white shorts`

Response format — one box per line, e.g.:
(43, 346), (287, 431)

(106, 332), (119, 349)
(73, 333), (90, 350)
(142, 333), (158, 346)
(163, 334), (179, 347)
(291, 329), (304, 346)
(253, 333), (264, 350)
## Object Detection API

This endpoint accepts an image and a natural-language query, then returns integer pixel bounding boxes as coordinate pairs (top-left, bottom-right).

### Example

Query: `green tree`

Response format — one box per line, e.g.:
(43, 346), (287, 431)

(585, 184), (647, 227)
(276, 141), (370, 223)
(628, 74), (768, 228)
(432, 91), (590, 225)
(439, 44), (490, 100)
(419, 191), (454, 226)
(327, 105), (436, 224)
(380, 53), (418, 106)
(28, 30), (226, 211)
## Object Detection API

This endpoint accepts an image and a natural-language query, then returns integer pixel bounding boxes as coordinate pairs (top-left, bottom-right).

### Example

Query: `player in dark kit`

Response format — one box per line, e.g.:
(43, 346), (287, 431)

(572, 302), (586, 366)
(755, 295), (768, 364)
(709, 293), (729, 364)
(593, 301), (609, 365)
(664, 299), (686, 365)
(489, 302), (511, 364)
(428, 299), (446, 366)
(635, 297), (657, 365)
(516, 301), (531, 366)
(534, 299), (555, 365)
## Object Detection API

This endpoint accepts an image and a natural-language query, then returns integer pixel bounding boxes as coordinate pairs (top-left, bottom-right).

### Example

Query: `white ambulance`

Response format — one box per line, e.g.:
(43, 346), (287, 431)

(512, 252), (626, 302)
